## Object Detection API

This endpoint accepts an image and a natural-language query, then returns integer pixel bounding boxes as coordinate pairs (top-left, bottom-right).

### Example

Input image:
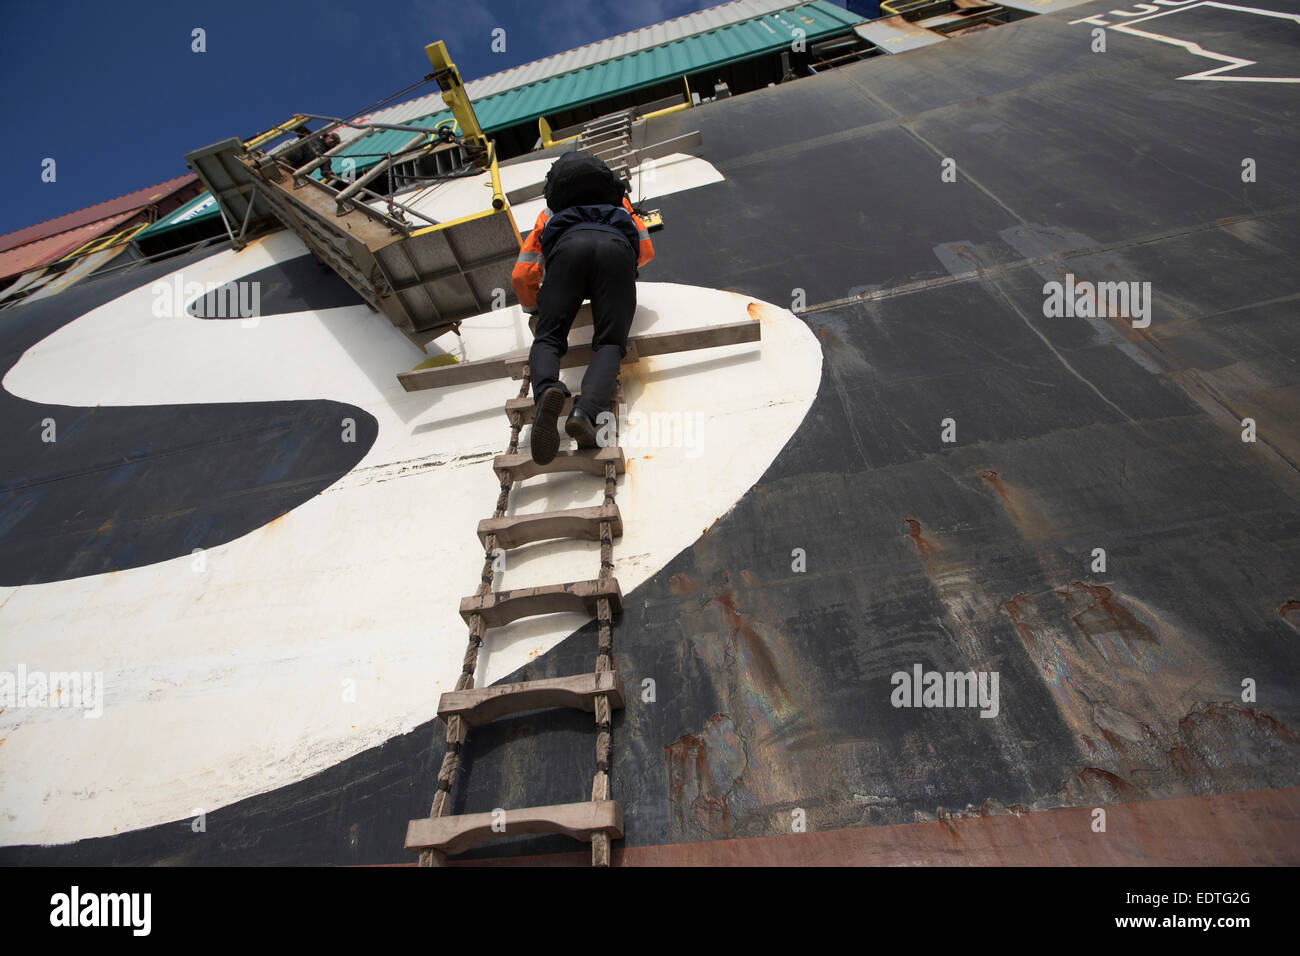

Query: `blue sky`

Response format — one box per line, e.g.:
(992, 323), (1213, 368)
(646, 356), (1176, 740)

(0, 0), (726, 235)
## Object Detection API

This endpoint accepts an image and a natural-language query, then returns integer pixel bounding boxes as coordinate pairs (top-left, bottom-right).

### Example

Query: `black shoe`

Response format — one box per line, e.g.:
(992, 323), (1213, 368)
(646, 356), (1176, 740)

(565, 406), (600, 450)
(530, 387), (566, 465)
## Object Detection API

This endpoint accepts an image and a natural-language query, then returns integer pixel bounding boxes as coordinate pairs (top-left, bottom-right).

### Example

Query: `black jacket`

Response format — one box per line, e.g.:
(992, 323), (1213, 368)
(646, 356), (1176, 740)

(540, 203), (640, 262)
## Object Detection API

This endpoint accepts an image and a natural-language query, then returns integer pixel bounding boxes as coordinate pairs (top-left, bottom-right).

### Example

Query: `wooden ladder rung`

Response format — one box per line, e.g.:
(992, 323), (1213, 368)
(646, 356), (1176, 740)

(401, 318), (761, 392)
(494, 446), (625, 482)
(478, 503), (621, 549)
(438, 670), (624, 726)
(505, 391), (580, 425)
(500, 318), (761, 379)
(407, 800), (623, 861)
(460, 578), (622, 627)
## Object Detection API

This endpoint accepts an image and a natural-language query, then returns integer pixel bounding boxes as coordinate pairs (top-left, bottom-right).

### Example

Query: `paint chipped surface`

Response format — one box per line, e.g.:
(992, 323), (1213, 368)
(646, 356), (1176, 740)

(1005, 584), (1300, 802)
(1280, 599), (1300, 627)
(665, 714), (746, 839)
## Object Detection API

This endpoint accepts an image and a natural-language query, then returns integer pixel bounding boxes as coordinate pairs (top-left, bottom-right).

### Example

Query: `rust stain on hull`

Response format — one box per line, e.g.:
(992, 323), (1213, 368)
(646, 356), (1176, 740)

(977, 469), (1057, 540)
(903, 518), (938, 557)
(1279, 599), (1300, 627)
(1004, 584), (1300, 803)
(1003, 584), (1197, 744)
(1058, 581), (1158, 645)
(900, 516), (999, 665)
(705, 591), (788, 699)
(665, 714), (744, 838)
(669, 572), (696, 595)
(661, 584), (826, 842)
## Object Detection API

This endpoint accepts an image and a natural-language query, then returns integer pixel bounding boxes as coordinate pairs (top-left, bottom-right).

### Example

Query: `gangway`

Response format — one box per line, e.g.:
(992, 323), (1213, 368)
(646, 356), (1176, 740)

(185, 42), (522, 348)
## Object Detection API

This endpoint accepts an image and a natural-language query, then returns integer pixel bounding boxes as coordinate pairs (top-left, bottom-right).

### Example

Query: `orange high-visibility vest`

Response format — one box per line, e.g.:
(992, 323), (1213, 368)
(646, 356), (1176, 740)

(511, 197), (654, 310)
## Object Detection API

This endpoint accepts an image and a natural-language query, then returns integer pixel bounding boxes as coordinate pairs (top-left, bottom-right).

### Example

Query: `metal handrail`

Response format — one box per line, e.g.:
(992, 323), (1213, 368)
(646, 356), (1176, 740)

(486, 142), (505, 210)
(344, 180), (442, 231)
(879, 0), (945, 15)
(331, 133), (432, 202)
(248, 44), (506, 238)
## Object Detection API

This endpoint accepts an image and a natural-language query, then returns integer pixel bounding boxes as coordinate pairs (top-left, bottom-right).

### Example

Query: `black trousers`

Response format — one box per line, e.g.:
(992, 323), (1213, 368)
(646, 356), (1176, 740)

(528, 229), (637, 420)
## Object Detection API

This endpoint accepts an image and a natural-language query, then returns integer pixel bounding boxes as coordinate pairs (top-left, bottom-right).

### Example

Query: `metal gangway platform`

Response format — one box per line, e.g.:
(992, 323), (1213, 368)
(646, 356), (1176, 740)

(185, 42), (521, 348)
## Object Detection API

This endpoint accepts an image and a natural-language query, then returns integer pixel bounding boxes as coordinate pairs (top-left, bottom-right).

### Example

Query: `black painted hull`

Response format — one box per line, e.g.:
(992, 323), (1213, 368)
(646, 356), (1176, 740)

(3, 0), (1299, 865)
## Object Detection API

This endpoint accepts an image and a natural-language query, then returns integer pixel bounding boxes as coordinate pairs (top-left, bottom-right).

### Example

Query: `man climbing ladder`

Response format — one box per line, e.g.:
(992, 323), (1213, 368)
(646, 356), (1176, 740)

(511, 151), (655, 465)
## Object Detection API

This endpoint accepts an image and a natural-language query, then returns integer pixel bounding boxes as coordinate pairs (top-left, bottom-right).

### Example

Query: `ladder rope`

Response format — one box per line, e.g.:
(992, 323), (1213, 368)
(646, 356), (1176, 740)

(590, 378), (623, 866)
